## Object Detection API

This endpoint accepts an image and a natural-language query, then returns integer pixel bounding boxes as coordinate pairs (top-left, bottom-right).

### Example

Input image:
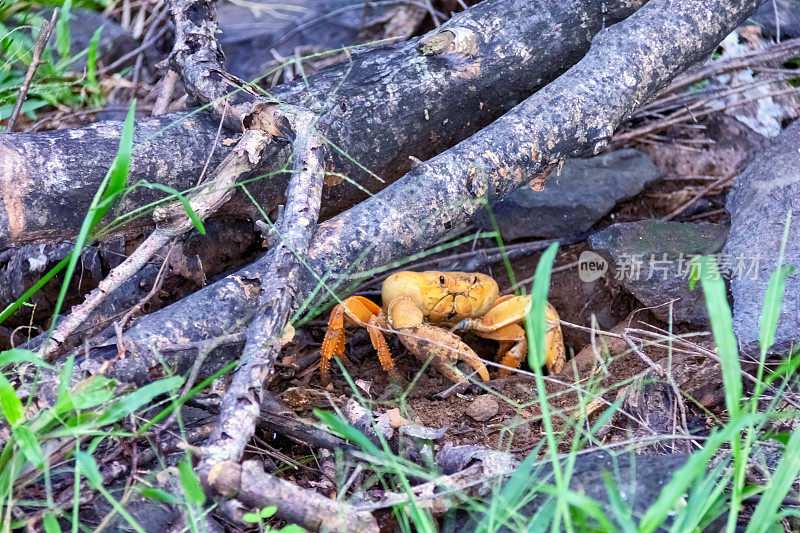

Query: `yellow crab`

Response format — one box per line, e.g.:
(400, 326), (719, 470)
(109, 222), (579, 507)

(321, 271), (565, 383)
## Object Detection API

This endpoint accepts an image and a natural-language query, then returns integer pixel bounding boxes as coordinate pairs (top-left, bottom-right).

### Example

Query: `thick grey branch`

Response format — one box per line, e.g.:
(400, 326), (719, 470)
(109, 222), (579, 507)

(0, 0), (642, 249)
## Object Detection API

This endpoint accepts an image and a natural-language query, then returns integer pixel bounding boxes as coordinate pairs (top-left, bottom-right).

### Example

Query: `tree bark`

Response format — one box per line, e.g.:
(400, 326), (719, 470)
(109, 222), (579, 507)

(0, 112), (235, 247)
(0, 0), (643, 249)
(62, 0), (759, 394)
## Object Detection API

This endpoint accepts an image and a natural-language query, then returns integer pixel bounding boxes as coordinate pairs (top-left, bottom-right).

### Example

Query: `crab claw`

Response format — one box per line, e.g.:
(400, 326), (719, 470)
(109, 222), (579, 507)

(386, 297), (490, 383)
(394, 323), (491, 383)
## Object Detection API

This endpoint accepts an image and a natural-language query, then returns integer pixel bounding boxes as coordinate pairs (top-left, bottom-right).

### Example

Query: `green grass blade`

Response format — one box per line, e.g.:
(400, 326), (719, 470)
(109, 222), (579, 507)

(0, 372), (23, 426)
(95, 375), (182, 426)
(697, 256), (742, 419)
(493, 439), (546, 508)
(46, 100), (135, 338)
(56, 0), (72, 60)
(135, 360), (237, 434)
(528, 242), (558, 370)
(760, 209), (793, 356)
(746, 427), (800, 532)
(523, 241), (572, 531)
(639, 416), (754, 533)
(0, 349), (53, 369)
(0, 253), (70, 325)
(535, 485), (616, 532)
(138, 182), (206, 234)
(601, 471), (637, 533)
(86, 25), (102, 88)
(89, 100), (135, 230)
(75, 451), (102, 486)
(42, 512), (60, 533)
(526, 500), (557, 532)
(669, 459), (730, 532)
(759, 265), (793, 355)
(12, 425), (44, 469)
(77, 451), (146, 533)
(476, 440), (546, 532)
(480, 199), (517, 289)
(55, 376), (115, 415)
(138, 486), (179, 505)
(178, 459), (205, 506)
(314, 409), (382, 457)
(696, 254), (746, 533)
(54, 354), (76, 414)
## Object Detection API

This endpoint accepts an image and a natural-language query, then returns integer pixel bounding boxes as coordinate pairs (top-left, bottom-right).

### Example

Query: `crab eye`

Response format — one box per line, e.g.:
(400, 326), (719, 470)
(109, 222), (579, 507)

(439, 275), (446, 285)
(472, 276), (478, 284)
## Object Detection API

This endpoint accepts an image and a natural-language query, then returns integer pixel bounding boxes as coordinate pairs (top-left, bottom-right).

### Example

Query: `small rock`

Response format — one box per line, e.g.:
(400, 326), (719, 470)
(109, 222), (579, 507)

(399, 424), (447, 440)
(218, 0), (379, 81)
(725, 120), (800, 357)
(749, 0), (800, 39)
(589, 220), (729, 325)
(386, 407), (409, 429)
(55, 9), (140, 66)
(436, 442), (517, 476)
(478, 149), (661, 240)
(465, 395), (499, 421)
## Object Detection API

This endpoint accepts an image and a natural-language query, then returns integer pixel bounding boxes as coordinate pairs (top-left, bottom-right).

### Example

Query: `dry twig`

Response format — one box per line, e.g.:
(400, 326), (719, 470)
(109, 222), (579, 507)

(198, 108), (325, 480)
(6, 9), (59, 133)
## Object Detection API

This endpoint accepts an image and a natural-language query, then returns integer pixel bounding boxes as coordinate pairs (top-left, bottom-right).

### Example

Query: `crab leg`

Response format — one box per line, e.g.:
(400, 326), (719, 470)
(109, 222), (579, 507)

(320, 296), (383, 382)
(460, 295), (566, 375)
(543, 316), (566, 374)
(365, 314), (397, 377)
(478, 323), (527, 377)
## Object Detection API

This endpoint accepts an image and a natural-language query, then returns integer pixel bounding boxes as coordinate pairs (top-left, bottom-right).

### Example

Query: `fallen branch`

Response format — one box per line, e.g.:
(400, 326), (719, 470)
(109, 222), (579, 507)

(0, 0), (643, 249)
(160, 0), (333, 497)
(38, 0), (301, 361)
(12, 219), (255, 353)
(0, 112), (238, 247)
(198, 108), (325, 481)
(39, 130), (270, 362)
(258, 391), (352, 451)
(72, 0), (760, 398)
(219, 460), (379, 533)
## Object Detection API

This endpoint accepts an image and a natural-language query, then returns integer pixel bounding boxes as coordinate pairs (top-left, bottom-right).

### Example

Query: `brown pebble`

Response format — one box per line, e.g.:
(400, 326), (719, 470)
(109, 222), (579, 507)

(386, 408), (409, 429)
(465, 395), (500, 421)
